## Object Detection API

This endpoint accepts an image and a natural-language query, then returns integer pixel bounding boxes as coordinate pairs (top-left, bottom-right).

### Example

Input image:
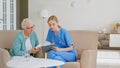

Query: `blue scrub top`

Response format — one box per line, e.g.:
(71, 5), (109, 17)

(46, 28), (78, 60)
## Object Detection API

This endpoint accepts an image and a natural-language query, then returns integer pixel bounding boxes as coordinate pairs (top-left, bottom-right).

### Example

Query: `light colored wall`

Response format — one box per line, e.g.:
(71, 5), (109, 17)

(28, 0), (120, 43)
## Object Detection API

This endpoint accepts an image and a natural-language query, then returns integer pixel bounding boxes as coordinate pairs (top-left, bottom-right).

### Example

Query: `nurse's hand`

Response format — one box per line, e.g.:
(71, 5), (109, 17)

(52, 46), (62, 52)
(52, 46), (73, 52)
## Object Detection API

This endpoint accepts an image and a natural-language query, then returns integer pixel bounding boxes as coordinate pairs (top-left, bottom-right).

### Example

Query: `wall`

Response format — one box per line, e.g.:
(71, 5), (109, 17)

(16, 0), (20, 29)
(20, 0), (28, 25)
(28, 0), (120, 43)
(16, 0), (28, 29)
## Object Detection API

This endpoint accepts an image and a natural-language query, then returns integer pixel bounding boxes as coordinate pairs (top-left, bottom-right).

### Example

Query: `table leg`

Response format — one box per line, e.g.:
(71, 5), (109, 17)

(45, 52), (48, 59)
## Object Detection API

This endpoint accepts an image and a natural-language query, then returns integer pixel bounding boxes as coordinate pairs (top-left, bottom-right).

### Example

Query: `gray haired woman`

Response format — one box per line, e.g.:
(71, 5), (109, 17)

(10, 18), (41, 56)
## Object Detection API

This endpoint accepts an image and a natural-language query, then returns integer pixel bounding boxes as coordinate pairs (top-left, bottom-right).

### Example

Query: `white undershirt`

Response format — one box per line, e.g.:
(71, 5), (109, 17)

(25, 37), (32, 50)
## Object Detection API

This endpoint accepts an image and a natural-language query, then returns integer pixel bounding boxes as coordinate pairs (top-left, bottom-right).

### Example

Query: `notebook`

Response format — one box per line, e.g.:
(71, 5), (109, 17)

(41, 45), (54, 53)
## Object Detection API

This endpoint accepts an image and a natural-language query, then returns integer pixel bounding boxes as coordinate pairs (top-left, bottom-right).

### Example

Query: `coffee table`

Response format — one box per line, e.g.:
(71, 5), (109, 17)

(7, 56), (65, 68)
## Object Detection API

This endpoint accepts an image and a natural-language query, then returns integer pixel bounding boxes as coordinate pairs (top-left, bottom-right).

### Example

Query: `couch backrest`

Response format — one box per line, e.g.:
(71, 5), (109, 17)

(69, 30), (98, 56)
(0, 30), (21, 49)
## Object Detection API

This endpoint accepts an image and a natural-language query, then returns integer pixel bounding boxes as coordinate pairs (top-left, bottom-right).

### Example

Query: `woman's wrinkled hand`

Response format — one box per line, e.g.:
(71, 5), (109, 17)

(30, 47), (41, 54)
(30, 48), (36, 54)
(35, 47), (41, 53)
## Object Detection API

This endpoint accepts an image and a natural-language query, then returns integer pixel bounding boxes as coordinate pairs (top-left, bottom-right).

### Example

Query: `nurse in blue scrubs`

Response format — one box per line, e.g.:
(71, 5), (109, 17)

(46, 15), (78, 68)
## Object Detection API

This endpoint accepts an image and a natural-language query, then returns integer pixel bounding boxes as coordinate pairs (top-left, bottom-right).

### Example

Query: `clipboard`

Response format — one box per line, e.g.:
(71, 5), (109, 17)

(41, 45), (54, 53)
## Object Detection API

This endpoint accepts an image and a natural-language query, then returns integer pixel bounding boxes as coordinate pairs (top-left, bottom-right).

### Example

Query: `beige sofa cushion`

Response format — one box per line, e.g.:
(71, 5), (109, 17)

(63, 30), (98, 68)
(63, 62), (80, 68)
(0, 30), (21, 49)
(69, 30), (98, 59)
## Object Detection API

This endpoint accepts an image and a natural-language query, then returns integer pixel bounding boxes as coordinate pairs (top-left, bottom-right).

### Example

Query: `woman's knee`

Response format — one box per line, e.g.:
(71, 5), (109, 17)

(48, 50), (56, 59)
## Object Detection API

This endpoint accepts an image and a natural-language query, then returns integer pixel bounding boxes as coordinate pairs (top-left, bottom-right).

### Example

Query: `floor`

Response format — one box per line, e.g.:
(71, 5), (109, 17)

(97, 58), (120, 68)
(97, 50), (120, 68)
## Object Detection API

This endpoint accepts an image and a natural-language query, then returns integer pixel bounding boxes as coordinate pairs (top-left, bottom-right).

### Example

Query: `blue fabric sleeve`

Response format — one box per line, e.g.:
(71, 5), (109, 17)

(32, 32), (39, 47)
(12, 35), (25, 56)
(46, 29), (53, 43)
(64, 30), (73, 46)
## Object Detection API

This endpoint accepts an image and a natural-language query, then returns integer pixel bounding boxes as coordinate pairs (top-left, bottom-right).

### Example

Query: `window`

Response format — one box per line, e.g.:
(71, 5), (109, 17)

(0, 0), (16, 30)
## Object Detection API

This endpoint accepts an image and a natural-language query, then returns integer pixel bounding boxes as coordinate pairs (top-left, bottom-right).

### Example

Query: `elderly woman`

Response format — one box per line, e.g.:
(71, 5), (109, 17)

(10, 18), (41, 56)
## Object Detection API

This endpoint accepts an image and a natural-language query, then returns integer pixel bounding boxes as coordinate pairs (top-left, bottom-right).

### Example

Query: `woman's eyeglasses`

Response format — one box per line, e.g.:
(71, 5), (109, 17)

(26, 25), (35, 29)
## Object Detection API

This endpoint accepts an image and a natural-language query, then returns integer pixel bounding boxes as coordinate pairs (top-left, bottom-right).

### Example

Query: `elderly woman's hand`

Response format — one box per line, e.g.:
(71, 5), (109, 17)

(30, 48), (36, 54)
(35, 47), (41, 53)
(30, 47), (41, 54)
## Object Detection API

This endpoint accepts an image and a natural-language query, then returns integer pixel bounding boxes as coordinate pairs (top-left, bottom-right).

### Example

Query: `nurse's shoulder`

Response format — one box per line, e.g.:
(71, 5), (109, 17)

(48, 29), (54, 33)
(61, 28), (69, 34)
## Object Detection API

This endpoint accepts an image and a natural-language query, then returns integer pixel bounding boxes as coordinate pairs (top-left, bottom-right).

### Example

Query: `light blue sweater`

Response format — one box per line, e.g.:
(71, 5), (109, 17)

(10, 31), (39, 56)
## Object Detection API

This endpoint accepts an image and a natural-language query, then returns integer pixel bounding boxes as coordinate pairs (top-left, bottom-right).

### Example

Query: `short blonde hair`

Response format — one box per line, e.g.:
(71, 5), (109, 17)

(21, 18), (34, 29)
(47, 15), (61, 28)
(47, 15), (58, 23)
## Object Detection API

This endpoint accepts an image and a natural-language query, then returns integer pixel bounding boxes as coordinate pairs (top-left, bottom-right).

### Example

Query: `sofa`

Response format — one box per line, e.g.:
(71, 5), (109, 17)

(0, 48), (10, 68)
(63, 30), (98, 68)
(0, 30), (20, 68)
(0, 30), (98, 68)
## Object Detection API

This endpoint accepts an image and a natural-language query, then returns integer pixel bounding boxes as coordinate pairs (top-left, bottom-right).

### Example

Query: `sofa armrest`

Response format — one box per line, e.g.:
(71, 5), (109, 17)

(0, 48), (10, 68)
(80, 49), (97, 68)
(63, 62), (80, 68)
(0, 49), (3, 68)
